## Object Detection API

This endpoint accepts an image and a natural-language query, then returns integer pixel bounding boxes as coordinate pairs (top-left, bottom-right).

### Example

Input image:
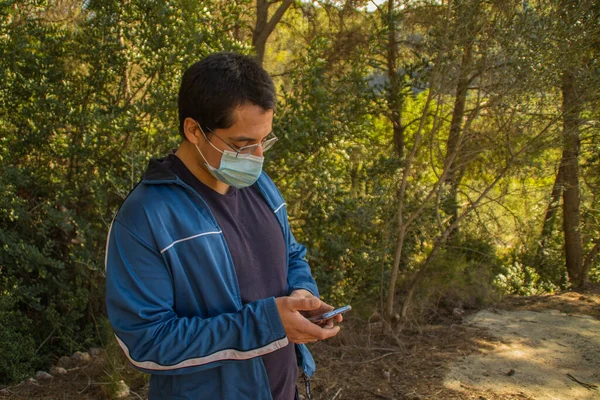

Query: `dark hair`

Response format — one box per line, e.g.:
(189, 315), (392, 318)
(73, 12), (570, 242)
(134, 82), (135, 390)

(178, 52), (276, 137)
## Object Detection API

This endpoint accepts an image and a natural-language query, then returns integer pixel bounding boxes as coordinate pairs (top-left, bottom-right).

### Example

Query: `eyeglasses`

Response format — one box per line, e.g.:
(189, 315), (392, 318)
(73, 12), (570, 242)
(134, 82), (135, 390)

(197, 122), (278, 156)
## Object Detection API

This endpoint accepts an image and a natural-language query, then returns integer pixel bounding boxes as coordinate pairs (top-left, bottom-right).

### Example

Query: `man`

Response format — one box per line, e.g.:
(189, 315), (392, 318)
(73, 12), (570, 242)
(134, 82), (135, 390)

(105, 52), (341, 400)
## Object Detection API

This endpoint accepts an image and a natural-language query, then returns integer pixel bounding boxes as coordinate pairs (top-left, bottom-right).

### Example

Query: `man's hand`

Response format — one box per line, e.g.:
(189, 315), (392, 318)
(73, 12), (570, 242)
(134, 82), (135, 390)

(289, 289), (343, 328)
(275, 293), (341, 344)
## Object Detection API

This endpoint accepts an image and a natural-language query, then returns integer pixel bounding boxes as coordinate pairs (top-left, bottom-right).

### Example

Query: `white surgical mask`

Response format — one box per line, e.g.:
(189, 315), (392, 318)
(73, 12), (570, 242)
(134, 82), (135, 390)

(194, 143), (263, 189)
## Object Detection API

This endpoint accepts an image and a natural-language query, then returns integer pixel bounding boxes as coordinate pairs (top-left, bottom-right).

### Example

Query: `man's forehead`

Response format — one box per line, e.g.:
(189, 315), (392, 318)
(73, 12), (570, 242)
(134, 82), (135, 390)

(224, 105), (273, 139)
(230, 104), (274, 120)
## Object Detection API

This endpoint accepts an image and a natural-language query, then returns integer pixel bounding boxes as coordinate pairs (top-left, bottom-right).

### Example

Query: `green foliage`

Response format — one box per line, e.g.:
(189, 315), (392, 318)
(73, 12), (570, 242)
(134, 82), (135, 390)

(0, 295), (37, 384)
(95, 317), (148, 398)
(0, 0), (245, 384)
(493, 261), (559, 296)
(526, 234), (568, 288)
(409, 236), (504, 322)
(0, 165), (95, 371)
(590, 265), (600, 283)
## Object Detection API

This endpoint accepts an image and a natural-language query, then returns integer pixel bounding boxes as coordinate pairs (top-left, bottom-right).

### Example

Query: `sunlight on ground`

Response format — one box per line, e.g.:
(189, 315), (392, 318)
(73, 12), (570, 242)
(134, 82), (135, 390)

(444, 309), (600, 400)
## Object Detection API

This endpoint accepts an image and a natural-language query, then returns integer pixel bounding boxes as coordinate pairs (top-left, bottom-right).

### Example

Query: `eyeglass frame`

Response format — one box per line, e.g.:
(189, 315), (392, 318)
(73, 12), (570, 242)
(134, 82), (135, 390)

(195, 121), (278, 157)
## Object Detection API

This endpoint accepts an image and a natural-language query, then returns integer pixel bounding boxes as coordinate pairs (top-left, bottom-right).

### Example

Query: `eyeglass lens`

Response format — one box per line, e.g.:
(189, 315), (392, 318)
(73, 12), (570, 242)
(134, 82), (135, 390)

(239, 137), (278, 155)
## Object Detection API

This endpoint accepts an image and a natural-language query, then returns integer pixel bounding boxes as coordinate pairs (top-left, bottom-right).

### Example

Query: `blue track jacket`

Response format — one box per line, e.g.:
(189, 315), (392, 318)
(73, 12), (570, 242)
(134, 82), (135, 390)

(105, 159), (318, 399)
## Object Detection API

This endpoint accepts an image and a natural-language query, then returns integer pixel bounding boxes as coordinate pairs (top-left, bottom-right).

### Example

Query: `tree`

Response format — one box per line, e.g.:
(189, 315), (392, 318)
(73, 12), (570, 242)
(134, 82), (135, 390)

(530, 0), (600, 288)
(560, 69), (584, 286)
(253, 0), (295, 66)
(377, 0), (566, 320)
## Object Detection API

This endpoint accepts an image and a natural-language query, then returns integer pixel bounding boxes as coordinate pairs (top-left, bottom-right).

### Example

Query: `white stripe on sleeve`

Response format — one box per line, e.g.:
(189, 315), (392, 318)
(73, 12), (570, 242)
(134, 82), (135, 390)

(160, 231), (222, 254)
(273, 203), (286, 213)
(115, 335), (289, 371)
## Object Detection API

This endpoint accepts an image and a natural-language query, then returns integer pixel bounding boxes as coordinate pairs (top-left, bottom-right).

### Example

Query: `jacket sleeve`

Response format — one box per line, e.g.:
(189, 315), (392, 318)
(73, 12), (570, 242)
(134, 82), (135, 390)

(105, 219), (288, 376)
(285, 227), (320, 298)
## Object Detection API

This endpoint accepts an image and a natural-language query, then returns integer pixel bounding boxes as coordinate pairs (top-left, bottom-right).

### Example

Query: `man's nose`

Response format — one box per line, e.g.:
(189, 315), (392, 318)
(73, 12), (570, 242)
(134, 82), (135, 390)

(254, 145), (264, 157)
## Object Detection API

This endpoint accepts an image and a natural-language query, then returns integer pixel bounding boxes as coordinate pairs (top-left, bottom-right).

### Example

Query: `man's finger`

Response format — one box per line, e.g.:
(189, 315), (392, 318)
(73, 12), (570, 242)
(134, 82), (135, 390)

(289, 320), (340, 343)
(318, 325), (340, 339)
(289, 297), (321, 312)
(297, 317), (340, 340)
(320, 304), (334, 312)
(288, 333), (319, 344)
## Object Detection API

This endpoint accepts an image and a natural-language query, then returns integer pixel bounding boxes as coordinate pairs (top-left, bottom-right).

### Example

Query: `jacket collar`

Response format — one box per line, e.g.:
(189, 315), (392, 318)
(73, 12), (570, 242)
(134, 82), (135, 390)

(139, 154), (284, 214)
(142, 157), (179, 183)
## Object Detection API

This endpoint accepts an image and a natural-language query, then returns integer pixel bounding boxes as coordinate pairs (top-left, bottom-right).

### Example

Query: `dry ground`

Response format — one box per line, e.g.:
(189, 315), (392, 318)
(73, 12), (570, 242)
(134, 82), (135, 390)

(1, 287), (599, 400)
(444, 309), (599, 399)
(307, 287), (600, 400)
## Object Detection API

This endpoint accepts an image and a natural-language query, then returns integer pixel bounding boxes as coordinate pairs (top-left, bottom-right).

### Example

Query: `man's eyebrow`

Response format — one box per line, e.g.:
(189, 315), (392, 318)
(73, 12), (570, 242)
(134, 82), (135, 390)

(230, 132), (272, 142)
(230, 136), (255, 141)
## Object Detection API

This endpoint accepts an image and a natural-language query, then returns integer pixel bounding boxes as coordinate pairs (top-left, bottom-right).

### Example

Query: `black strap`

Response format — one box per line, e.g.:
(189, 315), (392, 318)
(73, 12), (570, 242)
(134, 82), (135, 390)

(303, 373), (312, 400)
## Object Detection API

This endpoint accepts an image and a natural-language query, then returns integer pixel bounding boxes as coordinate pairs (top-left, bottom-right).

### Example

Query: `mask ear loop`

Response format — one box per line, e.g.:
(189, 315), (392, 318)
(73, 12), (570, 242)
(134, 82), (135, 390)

(194, 143), (212, 168)
(196, 122), (224, 154)
(193, 122), (221, 168)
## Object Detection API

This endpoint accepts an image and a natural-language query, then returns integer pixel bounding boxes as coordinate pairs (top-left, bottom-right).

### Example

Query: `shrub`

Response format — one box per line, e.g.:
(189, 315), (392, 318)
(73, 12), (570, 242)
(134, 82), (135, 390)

(493, 261), (559, 295)
(0, 296), (37, 384)
(406, 236), (504, 323)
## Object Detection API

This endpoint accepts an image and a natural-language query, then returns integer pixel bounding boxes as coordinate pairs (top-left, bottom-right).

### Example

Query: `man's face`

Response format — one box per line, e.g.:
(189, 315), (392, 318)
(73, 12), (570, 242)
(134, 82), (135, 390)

(197, 103), (274, 169)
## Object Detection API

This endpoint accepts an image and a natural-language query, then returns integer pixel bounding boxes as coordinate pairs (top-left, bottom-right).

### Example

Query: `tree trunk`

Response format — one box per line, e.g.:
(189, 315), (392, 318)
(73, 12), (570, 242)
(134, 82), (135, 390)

(252, 0), (294, 68)
(386, 226), (405, 319)
(560, 70), (584, 287)
(384, 0), (409, 321)
(534, 163), (564, 272)
(442, 42), (472, 236)
(253, 0), (268, 67)
(386, 0), (403, 160)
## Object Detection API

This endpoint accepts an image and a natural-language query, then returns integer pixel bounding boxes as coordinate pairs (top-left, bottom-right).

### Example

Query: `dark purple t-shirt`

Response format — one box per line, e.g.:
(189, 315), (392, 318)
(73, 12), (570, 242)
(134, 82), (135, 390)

(164, 155), (297, 400)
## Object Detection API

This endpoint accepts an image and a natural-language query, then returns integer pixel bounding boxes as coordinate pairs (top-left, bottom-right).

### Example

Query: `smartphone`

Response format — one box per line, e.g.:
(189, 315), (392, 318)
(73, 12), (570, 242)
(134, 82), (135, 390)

(308, 305), (351, 323)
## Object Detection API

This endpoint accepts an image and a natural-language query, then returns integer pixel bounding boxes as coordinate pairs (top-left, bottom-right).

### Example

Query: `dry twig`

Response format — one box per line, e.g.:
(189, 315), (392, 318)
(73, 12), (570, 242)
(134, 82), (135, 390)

(330, 387), (343, 400)
(348, 351), (403, 365)
(567, 374), (598, 390)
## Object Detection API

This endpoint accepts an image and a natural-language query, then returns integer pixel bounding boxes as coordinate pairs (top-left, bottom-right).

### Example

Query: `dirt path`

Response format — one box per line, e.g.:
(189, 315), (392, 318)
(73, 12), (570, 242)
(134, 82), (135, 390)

(444, 308), (600, 400)
(309, 290), (600, 400)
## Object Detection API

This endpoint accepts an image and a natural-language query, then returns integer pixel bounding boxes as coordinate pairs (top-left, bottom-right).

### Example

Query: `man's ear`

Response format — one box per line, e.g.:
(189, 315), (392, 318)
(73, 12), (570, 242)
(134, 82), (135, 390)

(183, 118), (202, 144)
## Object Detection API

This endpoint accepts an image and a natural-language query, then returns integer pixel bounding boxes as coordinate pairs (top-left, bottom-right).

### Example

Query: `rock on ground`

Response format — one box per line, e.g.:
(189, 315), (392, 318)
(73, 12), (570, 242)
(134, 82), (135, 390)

(57, 356), (76, 369)
(89, 347), (102, 357)
(72, 351), (92, 364)
(115, 380), (130, 399)
(49, 366), (67, 375)
(35, 371), (53, 380)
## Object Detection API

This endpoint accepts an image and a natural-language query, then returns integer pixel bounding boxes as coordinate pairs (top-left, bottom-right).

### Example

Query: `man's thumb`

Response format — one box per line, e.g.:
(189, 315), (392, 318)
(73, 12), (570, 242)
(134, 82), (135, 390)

(292, 297), (320, 311)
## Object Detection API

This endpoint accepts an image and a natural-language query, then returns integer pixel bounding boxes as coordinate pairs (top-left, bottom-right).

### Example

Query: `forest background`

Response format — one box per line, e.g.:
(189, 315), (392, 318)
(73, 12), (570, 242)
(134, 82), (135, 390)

(0, 0), (599, 386)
